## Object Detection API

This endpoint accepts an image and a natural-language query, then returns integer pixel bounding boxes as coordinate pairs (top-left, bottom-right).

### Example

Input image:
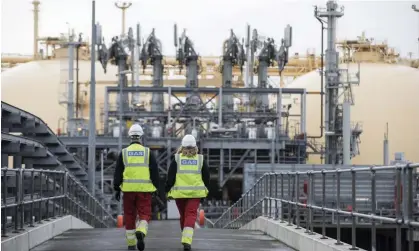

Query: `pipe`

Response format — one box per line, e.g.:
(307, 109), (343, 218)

(75, 40), (80, 118)
(87, 0), (96, 195)
(32, 1), (40, 59)
(342, 100), (350, 165)
(308, 15), (325, 139)
(383, 123), (389, 165)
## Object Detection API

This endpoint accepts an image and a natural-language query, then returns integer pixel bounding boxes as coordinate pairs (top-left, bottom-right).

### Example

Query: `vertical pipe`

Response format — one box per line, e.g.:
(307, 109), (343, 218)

(122, 9), (125, 35)
(371, 168), (376, 251)
(343, 100), (351, 165)
(280, 173), (284, 222)
(88, 0), (96, 195)
(104, 89), (109, 134)
(295, 173), (300, 229)
(395, 167), (402, 251)
(167, 87), (172, 170)
(336, 170), (342, 245)
(100, 151), (104, 194)
(32, 1), (40, 59)
(311, 16), (325, 139)
(218, 88), (223, 128)
(350, 169), (357, 249)
(13, 170), (19, 232)
(132, 23), (141, 105)
(277, 88), (282, 134)
(244, 24), (251, 105)
(287, 173), (292, 226)
(67, 37), (75, 136)
(51, 173), (56, 218)
(2, 170), (7, 237)
(300, 90), (307, 136)
(269, 174), (273, 218)
(118, 60), (124, 152)
(407, 164), (414, 251)
(29, 170), (35, 227)
(76, 41), (80, 118)
(219, 149), (224, 187)
(383, 123), (389, 165)
(274, 173), (278, 220)
(38, 172), (43, 223)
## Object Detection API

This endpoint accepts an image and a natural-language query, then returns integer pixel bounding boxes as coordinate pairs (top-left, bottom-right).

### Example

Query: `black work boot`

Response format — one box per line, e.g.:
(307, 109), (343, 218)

(182, 243), (191, 251)
(128, 246), (136, 250)
(135, 232), (145, 251)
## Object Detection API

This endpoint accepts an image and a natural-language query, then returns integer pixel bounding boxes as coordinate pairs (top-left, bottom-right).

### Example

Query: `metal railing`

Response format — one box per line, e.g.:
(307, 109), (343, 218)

(1, 168), (116, 237)
(211, 163), (419, 251)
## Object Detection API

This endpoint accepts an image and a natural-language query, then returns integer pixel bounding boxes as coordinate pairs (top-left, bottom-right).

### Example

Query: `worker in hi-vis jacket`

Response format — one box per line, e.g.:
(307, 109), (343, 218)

(165, 134), (210, 251)
(113, 124), (160, 251)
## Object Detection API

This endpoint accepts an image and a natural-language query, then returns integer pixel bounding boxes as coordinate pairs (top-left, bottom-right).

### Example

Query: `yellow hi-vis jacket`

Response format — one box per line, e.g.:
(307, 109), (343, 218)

(167, 153), (208, 199)
(121, 144), (157, 192)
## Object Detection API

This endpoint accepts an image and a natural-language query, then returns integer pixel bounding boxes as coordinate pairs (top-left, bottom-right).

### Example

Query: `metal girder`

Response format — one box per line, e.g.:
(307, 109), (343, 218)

(96, 174), (114, 181)
(103, 162), (116, 174)
(107, 110), (285, 119)
(33, 135), (59, 144)
(220, 149), (251, 187)
(106, 86), (305, 94)
(2, 133), (43, 148)
(21, 146), (47, 157)
(72, 169), (88, 177)
(1, 113), (22, 125)
(45, 144), (68, 155)
(1, 102), (42, 124)
(66, 162), (85, 171)
(58, 154), (78, 163)
(27, 157), (60, 166)
(59, 136), (298, 149)
(1, 142), (20, 153)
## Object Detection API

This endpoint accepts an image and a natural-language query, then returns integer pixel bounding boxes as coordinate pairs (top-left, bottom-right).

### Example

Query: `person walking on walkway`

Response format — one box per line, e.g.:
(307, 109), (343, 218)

(113, 124), (160, 251)
(165, 134), (210, 251)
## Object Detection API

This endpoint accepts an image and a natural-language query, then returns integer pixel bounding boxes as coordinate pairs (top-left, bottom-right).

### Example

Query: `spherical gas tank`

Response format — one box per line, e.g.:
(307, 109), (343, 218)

(286, 63), (419, 164)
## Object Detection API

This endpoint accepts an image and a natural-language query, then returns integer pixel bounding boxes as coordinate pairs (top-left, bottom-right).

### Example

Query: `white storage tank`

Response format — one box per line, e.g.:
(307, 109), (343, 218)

(191, 128), (198, 139)
(248, 121), (257, 139)
(286, 63), (419, 164)
(151, 120), (162, 138)
(265, 121), (275, 139)
(112, 123), (120, 138)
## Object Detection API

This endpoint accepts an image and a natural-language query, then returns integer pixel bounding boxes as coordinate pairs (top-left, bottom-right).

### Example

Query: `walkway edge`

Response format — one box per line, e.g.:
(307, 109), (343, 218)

(240, 216), (367, 251)
(1, 215), (93, 251)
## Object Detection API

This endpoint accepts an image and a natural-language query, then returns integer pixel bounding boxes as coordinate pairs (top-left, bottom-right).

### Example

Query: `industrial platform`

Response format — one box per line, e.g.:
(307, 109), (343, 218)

(30, 221), (294, 251)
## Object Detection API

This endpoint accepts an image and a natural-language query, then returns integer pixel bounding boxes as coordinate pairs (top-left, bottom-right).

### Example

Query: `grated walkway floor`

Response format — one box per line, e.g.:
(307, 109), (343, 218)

(31, 220), (295, 251)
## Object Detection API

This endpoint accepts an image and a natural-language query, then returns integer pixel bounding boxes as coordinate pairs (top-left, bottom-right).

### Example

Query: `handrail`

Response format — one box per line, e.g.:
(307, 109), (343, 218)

(1, 168), (116, 237)
(211, 163), (419, 251)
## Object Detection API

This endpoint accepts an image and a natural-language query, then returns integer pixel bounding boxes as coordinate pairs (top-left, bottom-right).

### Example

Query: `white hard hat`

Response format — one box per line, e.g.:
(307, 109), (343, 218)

(128, 124), (144, 137)
(181, 134), (196, 147)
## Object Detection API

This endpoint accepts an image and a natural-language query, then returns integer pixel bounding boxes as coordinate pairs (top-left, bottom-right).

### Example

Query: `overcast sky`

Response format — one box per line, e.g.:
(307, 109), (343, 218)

(2, 0), (419, 58)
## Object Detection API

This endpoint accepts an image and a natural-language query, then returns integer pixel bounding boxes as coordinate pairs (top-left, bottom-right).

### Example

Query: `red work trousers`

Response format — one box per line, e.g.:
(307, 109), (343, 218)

(175, 198), (201, 230)
(123, 192), (152, 230)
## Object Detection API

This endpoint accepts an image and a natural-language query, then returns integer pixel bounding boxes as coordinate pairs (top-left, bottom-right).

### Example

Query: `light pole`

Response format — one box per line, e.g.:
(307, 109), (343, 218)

(115, 1), (132, 35)
(88, 0), (97, 195)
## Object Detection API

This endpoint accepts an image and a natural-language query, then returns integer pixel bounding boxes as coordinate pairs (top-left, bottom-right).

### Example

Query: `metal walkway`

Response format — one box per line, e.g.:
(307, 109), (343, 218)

(30, 221), (294, 251)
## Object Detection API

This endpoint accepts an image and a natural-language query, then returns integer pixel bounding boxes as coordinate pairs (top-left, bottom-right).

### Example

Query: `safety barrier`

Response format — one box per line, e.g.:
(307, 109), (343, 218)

(211, 163), (419, 251)
(1, 168), (116, 237)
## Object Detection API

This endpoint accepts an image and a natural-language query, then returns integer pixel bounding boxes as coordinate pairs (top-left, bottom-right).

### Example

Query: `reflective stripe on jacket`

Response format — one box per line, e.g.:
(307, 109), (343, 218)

(168, 154), (208, 198)
(121, 144), (156, 192)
